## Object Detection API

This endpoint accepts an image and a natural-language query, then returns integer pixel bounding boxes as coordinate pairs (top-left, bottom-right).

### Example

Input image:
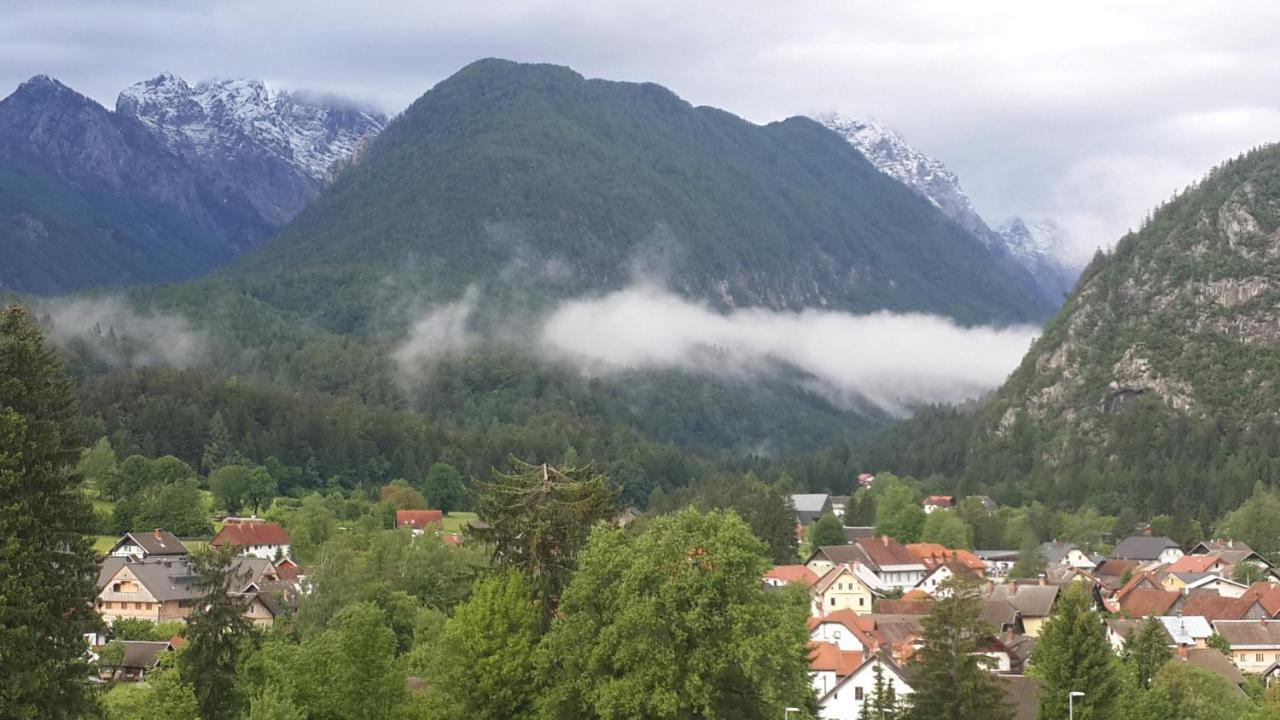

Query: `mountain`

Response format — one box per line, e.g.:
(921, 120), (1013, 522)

(224, 59), (1052, 334)
(0, 74), (383, 294)
(818, 113), (1079, 308)
(117, 73), (387, 225)
(866, 144), (1280, 515)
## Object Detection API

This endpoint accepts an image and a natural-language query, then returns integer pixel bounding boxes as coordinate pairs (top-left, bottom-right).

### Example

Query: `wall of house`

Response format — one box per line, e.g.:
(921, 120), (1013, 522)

(817, 579), (874, 616)
(807, 558), (836, 578)
(1234, 649), (1280, 674)
(1023, 617), (1047, 638)
(97, 598), (192, 624)
(818, 664), (913, 720)
(811, 625), (866, 652)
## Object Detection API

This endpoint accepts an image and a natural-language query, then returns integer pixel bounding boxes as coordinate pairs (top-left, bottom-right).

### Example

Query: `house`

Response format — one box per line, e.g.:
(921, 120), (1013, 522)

(104, 640), (173, 681)
(862, 614), (927, 664)
(1095, 559), (1141, 591)
(764, 564), (820, 588)
(96, 557), (203, 623)
(829, 496), (850, 519)
(1162, 573), (1248, 597)
(852, 537), (928, 590)
(1118, 589), (1182, 618)
(792, 494), (834, 525)
(1111, 536), (1184, 565)
(106, 530), (188, 560)
(1106, 617), (1165, 653)
(1242, 581), (1280, 617)
(978, 630), (1036, 674)
(974, 550), (1020, 578)
(921, 496), (955, 514)
(239, 591), (281, 628)
(395, 509), (444, 535)
(914, 561), (982, 597)
(856, 473), (876, 489)
(1166, 553), (1231, 577)
(1041, 541), (1098, 570)
(1180, 591), (1269, 622)
(843, 526), (875, 544)
(211, 519), (291, 560)
(1212, 620), (1280, 674)
(906, 544), (987, 574)
(1158, 615), (1214, 647)
(986, 582), (1060, 637)
(811, 565), (878, 615)
(816, 652), (914, 720)
(809, 643), (864, 698)
(809, 609), (879, 652)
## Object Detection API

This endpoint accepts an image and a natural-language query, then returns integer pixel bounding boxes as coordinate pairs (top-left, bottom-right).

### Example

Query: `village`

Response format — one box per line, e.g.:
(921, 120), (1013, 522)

(779, 487), (1280, 719)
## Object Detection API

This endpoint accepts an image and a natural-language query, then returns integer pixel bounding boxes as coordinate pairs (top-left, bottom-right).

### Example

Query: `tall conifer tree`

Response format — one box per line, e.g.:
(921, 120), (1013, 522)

(0, 305), (99, 718)
(1030, 584), (1121, 719)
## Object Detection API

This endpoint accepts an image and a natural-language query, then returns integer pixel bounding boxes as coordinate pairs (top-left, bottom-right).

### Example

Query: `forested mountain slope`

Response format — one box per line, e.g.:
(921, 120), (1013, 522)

(864, 144), (1280, 515)
(223, 58), (1051, 333)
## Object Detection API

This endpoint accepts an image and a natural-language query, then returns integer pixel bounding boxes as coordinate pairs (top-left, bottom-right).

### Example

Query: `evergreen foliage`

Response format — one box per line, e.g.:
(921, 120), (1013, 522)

(0, 304), (99, 719)
(1126, 616), (1173, 690)
(181, 544), (255, 720)
(1030, 584), (1122, 719)
(810, 512), (847, 548)
(906, 573), (1012, 720)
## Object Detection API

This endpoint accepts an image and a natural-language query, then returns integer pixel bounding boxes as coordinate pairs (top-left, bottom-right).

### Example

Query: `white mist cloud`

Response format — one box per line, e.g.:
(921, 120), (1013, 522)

(41, 296), (206, 368)
(391, 285), (481, 376)
(538, 285), (1038, 414)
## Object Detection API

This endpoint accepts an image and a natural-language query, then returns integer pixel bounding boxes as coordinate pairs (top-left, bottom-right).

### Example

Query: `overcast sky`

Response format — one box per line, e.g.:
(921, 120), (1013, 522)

(5, 0), (1280, 263)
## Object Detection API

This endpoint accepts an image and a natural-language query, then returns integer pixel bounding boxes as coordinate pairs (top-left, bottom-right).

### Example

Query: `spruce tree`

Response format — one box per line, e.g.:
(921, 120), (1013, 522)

(0, 305), (100, 718)
(181, 544), (254, 720)
(1126, 616), (1172, 689)
(906, 574), (1013, 720)
(1009, 529), (1046, 579)
(860, 661), (904, 720)
(1030, 584), (1121, 719)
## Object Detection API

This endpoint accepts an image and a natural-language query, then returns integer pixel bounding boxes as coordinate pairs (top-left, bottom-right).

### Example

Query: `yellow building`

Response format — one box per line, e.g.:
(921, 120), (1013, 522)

(811, 565), (876, 616)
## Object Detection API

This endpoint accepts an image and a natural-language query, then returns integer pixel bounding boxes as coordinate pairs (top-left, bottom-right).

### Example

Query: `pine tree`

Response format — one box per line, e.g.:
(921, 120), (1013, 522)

(1009, 528), (1046, 579)
(1126, 616), (1172, 689)
(181, 544), (255, 720)
(860, 661), (904, 720)
(906, 573), (1013, 720)
(0, 305), (100, 719)
(1030, 584), (1121, 719)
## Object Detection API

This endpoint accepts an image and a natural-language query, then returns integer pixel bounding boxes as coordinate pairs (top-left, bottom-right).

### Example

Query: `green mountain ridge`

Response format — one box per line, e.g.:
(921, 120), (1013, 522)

(863, 143), (1280, 515)
(218, 58), (1050, 334)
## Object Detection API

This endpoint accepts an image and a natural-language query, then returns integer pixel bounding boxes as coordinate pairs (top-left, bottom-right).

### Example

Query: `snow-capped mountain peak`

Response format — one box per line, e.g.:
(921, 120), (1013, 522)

(117, 73), (387, 185)
(817, 112), (991, 243)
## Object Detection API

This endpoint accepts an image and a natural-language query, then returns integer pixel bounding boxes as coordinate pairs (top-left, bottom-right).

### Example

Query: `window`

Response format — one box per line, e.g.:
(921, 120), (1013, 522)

(112, 583), (120, 592)
(855, 687), (864, 700)
(859, 597), (866, 607)
(830, 598), (836, 606)
(1258, 653), (1266, 663)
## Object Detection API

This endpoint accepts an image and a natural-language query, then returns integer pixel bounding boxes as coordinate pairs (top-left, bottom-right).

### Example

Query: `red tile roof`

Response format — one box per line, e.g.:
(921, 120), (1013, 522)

(1242, 582), (1280, 617)
(211, 520), (290, 548)
(396, 510), (444, 530)
(1166, 554), (1222, 574)
(808, 643), (864, 676)
(808, 610), (882, 650)
(1115, 571), (1161, 601)
(1180, 591), (1262, 621)
(906, 544), (987, 571)
(441, 533), (464, 546)
(922, 496), (954, 506)
(1120, 589), (1181, 617)
(765, 564), (820, 587)
(275, 564), (303, 581)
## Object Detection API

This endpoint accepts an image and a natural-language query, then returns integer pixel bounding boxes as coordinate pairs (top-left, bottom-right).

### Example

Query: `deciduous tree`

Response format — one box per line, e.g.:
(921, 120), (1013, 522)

(811, 512), (847, 548)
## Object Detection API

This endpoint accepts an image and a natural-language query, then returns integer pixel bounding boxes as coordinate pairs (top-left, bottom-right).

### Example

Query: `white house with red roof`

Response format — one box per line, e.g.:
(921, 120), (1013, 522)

(921, 495), (956, 514)
(395, 509), (444, 536)
(211, 518), (291, 560)
(817, 651), (914, 720)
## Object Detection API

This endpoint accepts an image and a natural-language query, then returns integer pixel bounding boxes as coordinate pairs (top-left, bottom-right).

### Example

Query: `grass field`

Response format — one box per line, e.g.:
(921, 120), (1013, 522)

(441, 511), (477, 533)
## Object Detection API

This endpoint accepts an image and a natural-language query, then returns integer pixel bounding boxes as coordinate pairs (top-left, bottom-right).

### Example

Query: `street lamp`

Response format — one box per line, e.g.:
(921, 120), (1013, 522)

(1068, 691), (1085, 720)
(784, 708), (802, 720)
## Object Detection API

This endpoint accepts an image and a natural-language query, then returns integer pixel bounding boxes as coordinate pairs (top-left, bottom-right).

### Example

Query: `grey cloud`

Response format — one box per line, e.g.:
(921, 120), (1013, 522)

(40, 296), (206, 368)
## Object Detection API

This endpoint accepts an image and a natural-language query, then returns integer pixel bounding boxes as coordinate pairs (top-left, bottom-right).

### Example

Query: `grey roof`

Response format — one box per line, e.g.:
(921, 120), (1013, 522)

(119, 641), (172, 670)
(1213, 620), (1280, 647)
(810, 544), (869, 566)
(1159, 616), (1213, 644)
(791, 493), (831, 513)
(843, 526), (875, 543)
(981, 598), (1023, 631)
(100, 557), (203, 602)
(999, 674), (1041, 720)
(113, 531), (188, 557)
(989, 584), (1060, 617)
(1112, 536), (1180, 561)
(1184, 649), (1246, 688)
(1040, 541), (1079, 565)
(975, 550), (1020, 561)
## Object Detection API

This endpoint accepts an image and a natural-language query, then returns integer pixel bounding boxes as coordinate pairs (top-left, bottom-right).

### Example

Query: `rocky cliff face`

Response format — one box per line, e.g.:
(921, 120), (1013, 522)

(117, 74), (386, 224)
(818, 113), (1079, 308)
(981, 144), (1280, 453)
(0, 74), (385, 293)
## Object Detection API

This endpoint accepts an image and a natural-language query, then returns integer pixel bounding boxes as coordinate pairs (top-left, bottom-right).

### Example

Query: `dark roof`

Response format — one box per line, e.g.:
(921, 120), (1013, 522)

(981, 598), (1024, 631)
(1112, 536), (1180, 561)
(843, 526), (875, 543)
(211, 520), (290, 547)
(1183, 649), (1246, 688)
(119, 641), (171, 670)
(853, 536), (924, 570)
(810, 544), (869, 566)
(999, 675), (1041, 720)
(1040, 541), (1080, 565)
(99, 557), (203, 602)
(111, 531), (188, 557)
(988, 584), (1060, 617)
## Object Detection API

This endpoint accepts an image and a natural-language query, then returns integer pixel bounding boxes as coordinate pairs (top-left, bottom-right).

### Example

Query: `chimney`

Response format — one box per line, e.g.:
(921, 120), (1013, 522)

(1006, 626), (1015, 643)
(1038, 574), (1047, 587)
(882, 535), (890, 546)
(153, 528), (162, 541)
(1177, 644), (1188, 660)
